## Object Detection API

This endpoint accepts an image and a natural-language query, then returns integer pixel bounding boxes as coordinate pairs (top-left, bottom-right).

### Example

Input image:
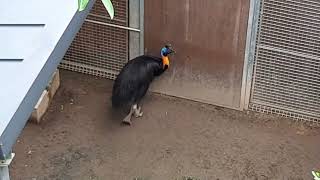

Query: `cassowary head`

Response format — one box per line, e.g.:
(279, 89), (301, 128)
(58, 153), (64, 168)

(161, 44), (175, 56)
(160, 44), (175, 69)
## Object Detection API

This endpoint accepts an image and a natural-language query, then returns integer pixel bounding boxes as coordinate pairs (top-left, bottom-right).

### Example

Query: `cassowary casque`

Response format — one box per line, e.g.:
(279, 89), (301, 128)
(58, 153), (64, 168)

(111, 44), (175, 125)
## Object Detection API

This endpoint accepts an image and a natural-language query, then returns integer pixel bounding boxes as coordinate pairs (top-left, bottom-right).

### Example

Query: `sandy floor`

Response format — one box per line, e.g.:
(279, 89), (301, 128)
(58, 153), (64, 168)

(11, 70), (320, 180)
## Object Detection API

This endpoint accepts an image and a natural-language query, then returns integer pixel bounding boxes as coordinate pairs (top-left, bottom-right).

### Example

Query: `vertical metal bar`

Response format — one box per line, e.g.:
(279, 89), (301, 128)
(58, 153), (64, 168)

(246, 0), (265, 110)
(241, 0), (263, 110)
(125, 0), (129, 63)
(139, 0), (144, 55)
(129, 0), (141, 59)
(0, 166), (10, 180)
(240, 0), (258, 110)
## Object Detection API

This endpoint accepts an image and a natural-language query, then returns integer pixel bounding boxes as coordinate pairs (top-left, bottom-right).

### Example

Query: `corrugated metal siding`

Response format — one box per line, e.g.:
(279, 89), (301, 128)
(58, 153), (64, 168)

(60, 0), (128, 79)
(249, 0), (320, 123)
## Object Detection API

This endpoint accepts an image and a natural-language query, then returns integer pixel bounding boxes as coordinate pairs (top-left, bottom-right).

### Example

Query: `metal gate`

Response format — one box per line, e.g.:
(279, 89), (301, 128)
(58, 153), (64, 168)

(145, 0), (250, 109)
(246, 0), (320, 123)
(60, 0), (144, 80)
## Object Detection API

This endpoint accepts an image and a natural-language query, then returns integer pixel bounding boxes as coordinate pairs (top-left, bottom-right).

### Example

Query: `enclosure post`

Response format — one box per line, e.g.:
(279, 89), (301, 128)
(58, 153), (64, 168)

(129, 0), (144, 60)
(0, 153), (15, 180)
(139, 0), (144, 55)
(0, 166), (9, 180)
(239, 0), (262, 110)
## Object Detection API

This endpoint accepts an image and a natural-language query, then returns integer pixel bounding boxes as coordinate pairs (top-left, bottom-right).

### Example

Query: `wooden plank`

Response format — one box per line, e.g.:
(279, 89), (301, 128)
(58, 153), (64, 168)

(29, 69), (60, 124)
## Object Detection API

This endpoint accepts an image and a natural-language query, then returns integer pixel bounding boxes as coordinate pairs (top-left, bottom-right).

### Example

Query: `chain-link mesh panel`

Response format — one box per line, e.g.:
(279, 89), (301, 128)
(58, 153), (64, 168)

(60, 0), (128, 80)
(250, 0), (320, 123)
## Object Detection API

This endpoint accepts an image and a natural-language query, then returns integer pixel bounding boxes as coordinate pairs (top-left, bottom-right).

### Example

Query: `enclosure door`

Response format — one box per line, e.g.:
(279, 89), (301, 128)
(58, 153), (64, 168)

(145, 0), (250, 109)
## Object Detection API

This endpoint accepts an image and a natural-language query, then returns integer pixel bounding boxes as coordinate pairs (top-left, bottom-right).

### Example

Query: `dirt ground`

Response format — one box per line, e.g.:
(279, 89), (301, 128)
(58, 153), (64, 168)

(11, 70), (320, 180)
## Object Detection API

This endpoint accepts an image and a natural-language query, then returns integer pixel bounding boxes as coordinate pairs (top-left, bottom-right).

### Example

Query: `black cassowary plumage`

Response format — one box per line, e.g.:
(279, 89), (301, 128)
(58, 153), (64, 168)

(111, 45), (174, 125)
(112, 55), (166, 108)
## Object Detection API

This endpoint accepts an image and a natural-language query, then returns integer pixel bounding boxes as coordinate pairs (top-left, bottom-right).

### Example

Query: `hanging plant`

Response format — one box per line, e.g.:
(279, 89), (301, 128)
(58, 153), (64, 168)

(78, 0), (114, 19)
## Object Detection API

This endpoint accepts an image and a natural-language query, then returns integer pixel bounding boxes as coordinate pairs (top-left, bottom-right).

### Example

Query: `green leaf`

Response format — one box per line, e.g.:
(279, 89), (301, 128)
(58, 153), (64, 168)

(312, 171), (320, 180)
(101, 0), (114, 19)
(78, 0), (89, 11)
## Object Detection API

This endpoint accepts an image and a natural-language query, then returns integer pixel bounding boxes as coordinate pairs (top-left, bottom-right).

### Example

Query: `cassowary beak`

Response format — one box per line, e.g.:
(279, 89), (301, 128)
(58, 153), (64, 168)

(165, 44), (175, 55)
(168, 47), (176, 54)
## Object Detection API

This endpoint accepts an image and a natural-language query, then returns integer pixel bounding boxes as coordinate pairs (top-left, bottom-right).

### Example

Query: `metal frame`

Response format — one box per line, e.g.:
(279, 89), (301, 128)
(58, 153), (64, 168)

(61, 0), (144, 79)
(60, 0), (129, 80)
(250, 103), (320, 124)
(240, 0), (262, 110)
(129, 0), (144, 59)
(139, 0), (144, 55)
(0, 153), (14, 180)
(85, 19), (140, 32)
(245, 0), (320, 123)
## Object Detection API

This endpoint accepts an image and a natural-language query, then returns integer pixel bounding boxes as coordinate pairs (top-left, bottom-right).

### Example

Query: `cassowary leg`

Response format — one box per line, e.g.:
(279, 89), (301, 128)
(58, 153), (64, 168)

(122, 105), (134, 125)
(134, 104), (143, 118)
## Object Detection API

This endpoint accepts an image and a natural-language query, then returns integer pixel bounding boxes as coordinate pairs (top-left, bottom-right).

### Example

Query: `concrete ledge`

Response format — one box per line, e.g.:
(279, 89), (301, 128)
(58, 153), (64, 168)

(29, 90), (50, 124)
(29, 69), (60, 124)
(47, 69), (60, 99)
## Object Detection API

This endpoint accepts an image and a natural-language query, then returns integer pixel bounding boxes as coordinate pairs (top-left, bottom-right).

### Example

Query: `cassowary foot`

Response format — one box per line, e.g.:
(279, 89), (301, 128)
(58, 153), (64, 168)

(134, 106), (143, 118)
(122, 108), (133, 125)
(122, 114), (132, 125)
(135, 111), (143, 118)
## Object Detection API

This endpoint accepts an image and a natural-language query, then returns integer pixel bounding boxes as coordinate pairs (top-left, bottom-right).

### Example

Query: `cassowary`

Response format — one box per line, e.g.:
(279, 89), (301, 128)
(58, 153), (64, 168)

(112, 44), (175, 125)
